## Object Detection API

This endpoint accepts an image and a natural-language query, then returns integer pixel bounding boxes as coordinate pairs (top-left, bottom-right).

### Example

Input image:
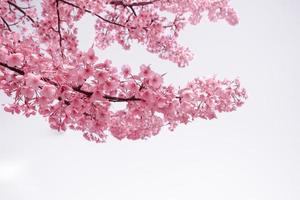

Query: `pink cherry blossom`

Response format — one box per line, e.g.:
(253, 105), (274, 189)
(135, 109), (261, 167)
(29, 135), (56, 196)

(85, 47), (98, 64)
(40, 85), (57, 100)
(139, 65), (153, 78)
(26, 73), (42, 90)
(149, 73), (163, 89)
(0, 47), (8, 61)
(21, 87), (35, 99)
(7, 53), (23, 66)
(0, 0), (246, 143)
(121, 65), (131, 78)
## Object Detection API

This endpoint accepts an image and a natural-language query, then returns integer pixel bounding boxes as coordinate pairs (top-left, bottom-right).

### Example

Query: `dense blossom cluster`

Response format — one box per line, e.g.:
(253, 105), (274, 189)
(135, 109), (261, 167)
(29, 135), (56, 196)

(0, 0), (246, 142)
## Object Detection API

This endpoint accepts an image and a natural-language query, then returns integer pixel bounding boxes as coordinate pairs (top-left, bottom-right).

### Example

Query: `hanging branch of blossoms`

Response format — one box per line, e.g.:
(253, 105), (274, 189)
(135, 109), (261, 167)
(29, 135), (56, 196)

(0, 0), (247, 143)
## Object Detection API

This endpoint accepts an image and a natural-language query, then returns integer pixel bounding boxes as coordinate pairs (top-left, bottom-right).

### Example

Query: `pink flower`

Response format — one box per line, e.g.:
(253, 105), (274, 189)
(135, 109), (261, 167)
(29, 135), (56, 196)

(149, 73), (163, 88)
(226, 8), (239, 25)
(40, 84), (57, 100)
(95, 70), (109, 84)
(0, 47), (8, 61)
(127, 81), (138, 91)
(104, 80), (118, 91)
(121, 65), (131, 77)
(157, 97), (167, 108)
(21, 87), (35, 99)
(38, 96), (49, 107)
(82, 66), (94, 78)
(7, 53), (24, 66)
(141, 90), (155, 102)
(85, 47), (98, 64)
(139, 65), (153, 78)
(181, 90), (194, 101)
(26, 73), (42, 90)
(92, 90), (103, 100)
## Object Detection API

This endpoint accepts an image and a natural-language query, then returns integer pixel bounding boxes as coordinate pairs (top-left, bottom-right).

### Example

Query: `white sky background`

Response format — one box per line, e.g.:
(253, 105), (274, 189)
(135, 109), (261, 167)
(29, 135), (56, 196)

(1, 0), (300, 199)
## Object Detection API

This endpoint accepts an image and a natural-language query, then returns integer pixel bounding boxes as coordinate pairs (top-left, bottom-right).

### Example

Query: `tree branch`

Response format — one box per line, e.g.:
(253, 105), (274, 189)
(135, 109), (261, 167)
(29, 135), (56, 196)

(72, 85), (93, 97)
(7, 1), (35, 23)
(103, 95), (143, 102)
(0, 62), (143, 103)
(58, 0), (126, 28)
(110, 0), (159, 7)
(0, 62), (25, 75)
(1, 17), (12, 31)
(128, 6), (137, 16)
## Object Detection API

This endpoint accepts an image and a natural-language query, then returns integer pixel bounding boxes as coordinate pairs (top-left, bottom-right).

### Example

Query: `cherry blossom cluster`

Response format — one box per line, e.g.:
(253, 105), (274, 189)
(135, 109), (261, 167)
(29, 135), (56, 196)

(0, 0), (246, 142)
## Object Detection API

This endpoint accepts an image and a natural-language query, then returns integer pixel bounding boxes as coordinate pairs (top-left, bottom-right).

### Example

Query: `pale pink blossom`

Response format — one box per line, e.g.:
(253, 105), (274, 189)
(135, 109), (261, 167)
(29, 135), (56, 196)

(7, 53), (23, 66)
(121, 65), (131, 77)
(26, 73), (42, 90)
(0, 47), (8, 61)
(40, 84), (57, 100)
(85, 47), (98, 64)
(181, 90), (194, 101)
(21, 87), (35, 99)
(139, 65), (153, 78)
(149, 73), (163, 89)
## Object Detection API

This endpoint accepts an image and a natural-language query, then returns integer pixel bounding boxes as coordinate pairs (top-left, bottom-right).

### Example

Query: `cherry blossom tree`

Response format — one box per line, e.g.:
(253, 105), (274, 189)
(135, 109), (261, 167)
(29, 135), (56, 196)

(0, 0), (247, 142)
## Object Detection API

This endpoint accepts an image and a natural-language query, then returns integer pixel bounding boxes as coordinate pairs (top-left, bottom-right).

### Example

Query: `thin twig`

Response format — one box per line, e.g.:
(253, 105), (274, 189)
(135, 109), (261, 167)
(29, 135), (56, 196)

(128, 6), (137, 16)
(58, 0), (126, 27)
(7, 1), (35, 23)
(1, 17), (12, 31)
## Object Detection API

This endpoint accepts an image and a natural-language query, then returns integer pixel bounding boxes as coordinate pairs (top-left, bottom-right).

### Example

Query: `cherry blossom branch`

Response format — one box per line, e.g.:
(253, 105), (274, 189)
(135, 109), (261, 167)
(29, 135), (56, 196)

(0, 62), (143, 103)
(0, 0), (245, 142)
(72, 86), (143, 102)
(0, 62), (25, 75)
(72, 85), (93, 97)
(58, 0), (126, 28)
(7, 1), (35, 23)
(57, 0), (176, 37)
(102, 95), (144, 102)
(109, 0), (160, 16)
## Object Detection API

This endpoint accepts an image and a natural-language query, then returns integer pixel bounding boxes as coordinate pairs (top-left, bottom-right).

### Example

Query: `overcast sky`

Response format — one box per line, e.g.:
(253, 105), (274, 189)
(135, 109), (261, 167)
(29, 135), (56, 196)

(1, 0), (300, 200)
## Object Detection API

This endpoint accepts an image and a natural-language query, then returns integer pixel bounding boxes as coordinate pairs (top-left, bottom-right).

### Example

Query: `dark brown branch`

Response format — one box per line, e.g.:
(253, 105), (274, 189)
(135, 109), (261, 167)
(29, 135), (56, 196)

(1, 17), (12, 31)
(72, 86), (93, 97)
(41, 77), (59, 87)
(7, 1), (35, 23)
(0, 62), (25, 75)
(110, 0), (159, 7)
(103, 95), (144, 102)
(128, 6), (137, 16)
(0, 63), (144, 103)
